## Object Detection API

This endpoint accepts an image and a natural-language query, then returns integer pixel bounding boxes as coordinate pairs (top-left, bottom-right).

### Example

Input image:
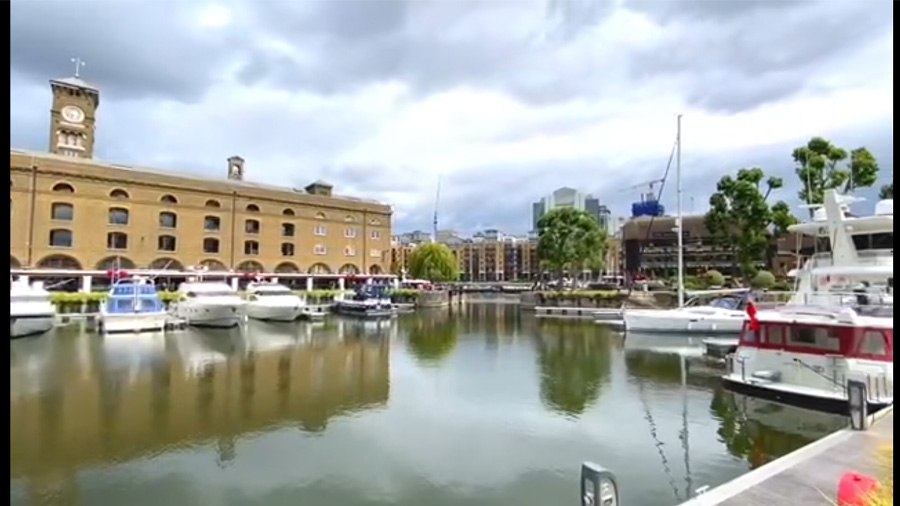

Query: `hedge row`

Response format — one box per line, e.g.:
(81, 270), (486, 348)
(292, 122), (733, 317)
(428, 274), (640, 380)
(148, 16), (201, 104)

(538, 290), (624, 300)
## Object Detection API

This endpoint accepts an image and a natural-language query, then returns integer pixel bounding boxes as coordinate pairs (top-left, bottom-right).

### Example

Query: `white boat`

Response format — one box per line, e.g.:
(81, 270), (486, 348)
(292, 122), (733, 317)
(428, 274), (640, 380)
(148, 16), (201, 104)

(244, 282), (306, 322)
(10, 278), (55, 339)
(170, 280), (244, 328)
(624, 289), (752, 335)
(98, 277), (168, 334)
(722, 191), (893, 414)
(333, 284), (394, 319)
(722, 304), (892, 415)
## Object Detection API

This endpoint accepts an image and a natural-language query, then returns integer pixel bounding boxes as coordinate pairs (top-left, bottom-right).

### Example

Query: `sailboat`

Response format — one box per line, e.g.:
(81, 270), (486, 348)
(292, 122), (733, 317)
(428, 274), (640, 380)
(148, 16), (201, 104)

(621, 115), (755, 335)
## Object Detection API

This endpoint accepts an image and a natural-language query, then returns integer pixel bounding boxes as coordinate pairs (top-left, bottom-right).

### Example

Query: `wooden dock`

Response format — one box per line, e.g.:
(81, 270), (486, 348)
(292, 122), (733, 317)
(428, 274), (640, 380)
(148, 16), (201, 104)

(680, 407), (893, 506)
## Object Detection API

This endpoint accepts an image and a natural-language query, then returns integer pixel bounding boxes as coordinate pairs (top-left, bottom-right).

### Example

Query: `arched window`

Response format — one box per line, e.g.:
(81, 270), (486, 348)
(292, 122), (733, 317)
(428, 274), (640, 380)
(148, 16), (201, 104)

(205, 199), (221, 208)
(109, 189), (130, 199)
(108, 207), (129, 225)
(158, 235), (177, 252)
(160, 194), (178, 204)
(107, 232), (128, 250)
(204, 215), (221, 232)
(246, 204), (260, 212)
(315, 212), (326, 220)
(49, 229), (73, 248)
(282, 208), (295, 216)
(51, 202), (74, 221)
(203, 238), (220, 254)
(159, 211), (177, 228)
(52, 182), (75, 193)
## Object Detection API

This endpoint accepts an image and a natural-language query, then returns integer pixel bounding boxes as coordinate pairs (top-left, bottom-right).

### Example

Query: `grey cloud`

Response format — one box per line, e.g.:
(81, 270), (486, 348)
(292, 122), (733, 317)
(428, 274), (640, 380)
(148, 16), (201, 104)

(9, 0), (248, 102)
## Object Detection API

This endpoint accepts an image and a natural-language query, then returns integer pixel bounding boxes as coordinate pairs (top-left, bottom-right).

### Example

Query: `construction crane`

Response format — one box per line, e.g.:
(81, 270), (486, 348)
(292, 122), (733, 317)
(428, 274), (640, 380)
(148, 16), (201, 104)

(622, 178), (666, 201)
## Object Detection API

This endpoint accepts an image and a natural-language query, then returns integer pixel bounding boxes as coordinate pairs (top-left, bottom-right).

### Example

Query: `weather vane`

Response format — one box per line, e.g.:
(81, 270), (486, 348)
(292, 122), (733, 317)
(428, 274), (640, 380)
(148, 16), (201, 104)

(71, 57), (86, 78)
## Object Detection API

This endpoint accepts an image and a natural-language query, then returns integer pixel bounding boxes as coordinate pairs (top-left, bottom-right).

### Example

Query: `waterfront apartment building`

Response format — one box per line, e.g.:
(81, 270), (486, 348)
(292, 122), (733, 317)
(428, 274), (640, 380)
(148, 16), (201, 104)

(531, 187), (611, 231)
(451, 237), (539, 282)
(621, 215), (740, 278)
(10, 73), (392, 275)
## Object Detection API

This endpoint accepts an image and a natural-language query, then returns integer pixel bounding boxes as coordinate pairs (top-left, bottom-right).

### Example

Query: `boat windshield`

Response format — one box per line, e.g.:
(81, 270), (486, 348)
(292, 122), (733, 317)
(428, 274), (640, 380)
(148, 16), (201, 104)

(186, 290), (236, 298)
(708, 296), (742, 310)
(108, 297), (163, 312)
(250, 289), (293, 297)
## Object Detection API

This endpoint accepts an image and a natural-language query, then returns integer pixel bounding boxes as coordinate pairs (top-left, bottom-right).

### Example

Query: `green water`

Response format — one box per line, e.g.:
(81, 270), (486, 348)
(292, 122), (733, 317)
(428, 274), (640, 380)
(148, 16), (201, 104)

(10, 304), (847, 506)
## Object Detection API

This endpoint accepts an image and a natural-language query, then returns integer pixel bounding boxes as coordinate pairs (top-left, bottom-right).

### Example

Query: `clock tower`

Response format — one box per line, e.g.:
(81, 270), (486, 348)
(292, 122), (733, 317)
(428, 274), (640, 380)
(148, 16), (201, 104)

(49, 63), (100, 159)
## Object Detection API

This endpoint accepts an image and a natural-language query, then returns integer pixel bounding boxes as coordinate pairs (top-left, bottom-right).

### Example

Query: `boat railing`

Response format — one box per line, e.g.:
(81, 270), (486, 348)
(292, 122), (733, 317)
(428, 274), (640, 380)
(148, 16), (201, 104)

(809, 249), (893, 269)
(754, 290), (892, 312)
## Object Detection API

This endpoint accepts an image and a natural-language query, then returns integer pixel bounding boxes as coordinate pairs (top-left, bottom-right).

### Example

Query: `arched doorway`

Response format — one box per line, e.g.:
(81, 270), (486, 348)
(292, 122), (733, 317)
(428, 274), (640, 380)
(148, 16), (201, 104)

(369, 264), (384, 275)
(308, 263), (332, 275)
(36, 254), (82, 270)
(95, 256), (137, 271)
(10, 255), (21, 269)
(236, 260), (265, 273)
(199, 259), (228, 271)
(338, 263), (360, 275)
(274, 262), (299, 273)
(148, 258), (185, 271)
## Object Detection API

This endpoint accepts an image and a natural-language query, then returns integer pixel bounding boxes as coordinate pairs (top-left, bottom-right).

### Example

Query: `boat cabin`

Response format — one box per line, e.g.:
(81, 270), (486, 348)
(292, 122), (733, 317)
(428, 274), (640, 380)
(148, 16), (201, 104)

(178, 282), (237, 298)
(106, 279), (164, 313)
(246, 282), (295, 299)
(738, 307), (893, 362)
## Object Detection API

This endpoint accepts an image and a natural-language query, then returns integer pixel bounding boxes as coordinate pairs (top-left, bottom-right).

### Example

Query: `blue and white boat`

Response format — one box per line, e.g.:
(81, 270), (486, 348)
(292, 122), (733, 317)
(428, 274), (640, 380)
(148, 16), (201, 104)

(333, 284), (395, 319)
(98, 277), (168, 334)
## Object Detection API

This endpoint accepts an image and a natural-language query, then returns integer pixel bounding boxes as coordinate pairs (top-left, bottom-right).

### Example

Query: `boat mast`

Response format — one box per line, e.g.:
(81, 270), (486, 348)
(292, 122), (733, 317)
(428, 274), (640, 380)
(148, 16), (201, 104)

(676, 114), (685, 307)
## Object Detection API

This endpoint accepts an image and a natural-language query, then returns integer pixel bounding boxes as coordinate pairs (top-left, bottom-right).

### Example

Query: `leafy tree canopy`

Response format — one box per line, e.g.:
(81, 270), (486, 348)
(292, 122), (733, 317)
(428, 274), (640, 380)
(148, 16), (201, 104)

(407, 242), (459, 282)
(792, 137), (880, 206)
(537, 207), (608, 277)
(704, 168), (796, 278)
(880, 183), (892, 199)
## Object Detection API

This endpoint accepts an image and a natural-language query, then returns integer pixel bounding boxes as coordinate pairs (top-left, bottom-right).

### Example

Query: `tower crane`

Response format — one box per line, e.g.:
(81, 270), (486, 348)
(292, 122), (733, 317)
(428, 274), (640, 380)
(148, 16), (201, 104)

(622, 178), (666, 201)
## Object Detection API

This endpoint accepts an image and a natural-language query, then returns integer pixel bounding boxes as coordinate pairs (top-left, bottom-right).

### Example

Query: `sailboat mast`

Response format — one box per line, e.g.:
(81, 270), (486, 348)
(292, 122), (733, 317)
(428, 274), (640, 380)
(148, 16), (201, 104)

(432, 175), (442, 243)
(676, 115), (685, 307)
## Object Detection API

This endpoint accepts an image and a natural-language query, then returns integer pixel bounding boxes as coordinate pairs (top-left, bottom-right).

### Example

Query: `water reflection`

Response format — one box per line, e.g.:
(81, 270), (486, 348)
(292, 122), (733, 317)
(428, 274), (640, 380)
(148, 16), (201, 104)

(533, 319), (612, 417)
(10, 322), (390, 482)
(710, 388), (846, 469)
(10, 309), (848, 506)
(406, 311), (459, 365)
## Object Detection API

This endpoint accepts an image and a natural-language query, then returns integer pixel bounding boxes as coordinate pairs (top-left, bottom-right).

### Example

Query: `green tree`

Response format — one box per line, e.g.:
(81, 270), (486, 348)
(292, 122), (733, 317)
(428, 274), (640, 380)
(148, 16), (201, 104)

(536, 207), (607, 280)
(750, 270), (776, 290)
(792, 137), (880, 210)
(704, 270), (725, 288)
(704, 168), (794, 278)
(880, 183), (893, 199)
(407, 242), (459, 282)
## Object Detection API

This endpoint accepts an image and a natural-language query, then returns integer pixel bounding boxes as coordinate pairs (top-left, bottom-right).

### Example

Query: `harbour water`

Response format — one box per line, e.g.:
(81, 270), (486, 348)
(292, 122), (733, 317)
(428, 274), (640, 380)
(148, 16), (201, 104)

(10, 304), (847, 506)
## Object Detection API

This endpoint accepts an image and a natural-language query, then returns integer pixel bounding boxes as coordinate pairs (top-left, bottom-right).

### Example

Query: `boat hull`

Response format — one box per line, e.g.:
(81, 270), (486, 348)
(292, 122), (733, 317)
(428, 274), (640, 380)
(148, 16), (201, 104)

(99, 312), (168, 334)
(174, 304), (243, 328)
(245, 304), (304, 322)
(334, 302), (393, 319)
(722, 375), (892, 416)
(10, 314), (54, 339)
(624, 310), (745, 335)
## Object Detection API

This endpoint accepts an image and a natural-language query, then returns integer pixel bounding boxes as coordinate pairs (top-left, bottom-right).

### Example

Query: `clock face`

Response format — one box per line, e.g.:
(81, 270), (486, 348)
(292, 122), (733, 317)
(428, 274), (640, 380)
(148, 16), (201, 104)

(61, 105), (85, 124)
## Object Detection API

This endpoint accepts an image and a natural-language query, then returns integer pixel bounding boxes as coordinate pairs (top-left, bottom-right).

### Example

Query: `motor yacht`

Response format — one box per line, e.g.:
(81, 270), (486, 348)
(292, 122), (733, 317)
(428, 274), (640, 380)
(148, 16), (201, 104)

(10, 278), (55, 339)
(722, 192), (893, 414)
(333, 284), (394, 319)
(170, 280), (245, 328)
(98, 276), (168, 334)
(623, 289), (752, 335)
(244, 281), (306, 322)
(624, 191), (893, 336)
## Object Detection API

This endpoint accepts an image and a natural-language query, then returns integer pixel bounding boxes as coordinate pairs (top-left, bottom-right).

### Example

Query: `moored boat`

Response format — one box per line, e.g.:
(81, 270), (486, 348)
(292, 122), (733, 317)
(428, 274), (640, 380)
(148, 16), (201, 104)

(244, 281), (306, 322)
(10, 278), (56, 339)
(98, 276), (168, 334)
(170, 280), (245, 328)
(333, 284), (394, 319)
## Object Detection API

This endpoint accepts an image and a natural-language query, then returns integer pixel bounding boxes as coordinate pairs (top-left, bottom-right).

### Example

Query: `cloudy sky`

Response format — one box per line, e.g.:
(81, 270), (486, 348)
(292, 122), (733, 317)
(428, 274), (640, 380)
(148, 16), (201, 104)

(10, 0), (894, 234)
